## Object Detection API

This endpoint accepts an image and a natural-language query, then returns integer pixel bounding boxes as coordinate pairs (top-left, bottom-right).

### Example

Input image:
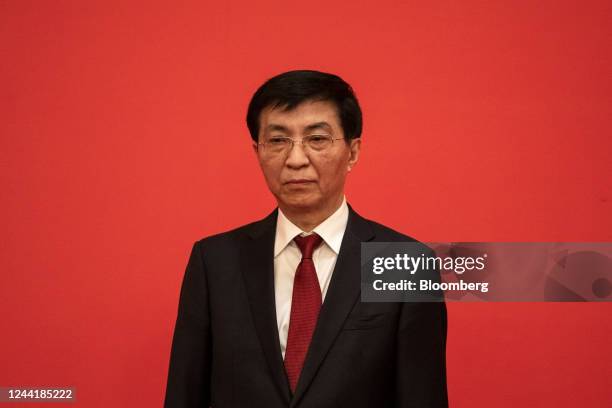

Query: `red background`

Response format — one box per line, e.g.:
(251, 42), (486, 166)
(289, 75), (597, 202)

(1, 1), (611, 407)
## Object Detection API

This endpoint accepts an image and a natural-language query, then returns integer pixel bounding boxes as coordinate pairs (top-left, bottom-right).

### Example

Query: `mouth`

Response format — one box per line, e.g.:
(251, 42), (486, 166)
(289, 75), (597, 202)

(284, 179), (315, 185)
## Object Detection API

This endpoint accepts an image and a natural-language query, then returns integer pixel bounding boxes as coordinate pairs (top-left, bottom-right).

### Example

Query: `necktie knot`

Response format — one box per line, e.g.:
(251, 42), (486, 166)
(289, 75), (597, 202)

(293, 233), (323, 260)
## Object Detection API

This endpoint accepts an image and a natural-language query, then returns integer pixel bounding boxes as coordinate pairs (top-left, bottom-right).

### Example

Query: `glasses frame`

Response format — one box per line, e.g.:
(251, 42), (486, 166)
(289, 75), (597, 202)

(257, 135), (346, 155)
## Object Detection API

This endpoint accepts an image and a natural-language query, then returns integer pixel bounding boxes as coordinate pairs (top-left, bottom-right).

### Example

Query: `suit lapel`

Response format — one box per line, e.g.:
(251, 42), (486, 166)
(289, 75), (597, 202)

(290, 205), (375, 407)
(241, 209), (292, 404)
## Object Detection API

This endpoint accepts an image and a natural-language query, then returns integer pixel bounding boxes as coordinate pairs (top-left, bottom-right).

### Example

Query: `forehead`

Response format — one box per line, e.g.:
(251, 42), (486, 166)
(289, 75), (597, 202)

(259, 100), (341, 134)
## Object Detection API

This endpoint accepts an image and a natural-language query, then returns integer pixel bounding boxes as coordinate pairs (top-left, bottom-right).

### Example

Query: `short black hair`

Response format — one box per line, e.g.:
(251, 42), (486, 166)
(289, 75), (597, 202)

(246, 70), (362, 142)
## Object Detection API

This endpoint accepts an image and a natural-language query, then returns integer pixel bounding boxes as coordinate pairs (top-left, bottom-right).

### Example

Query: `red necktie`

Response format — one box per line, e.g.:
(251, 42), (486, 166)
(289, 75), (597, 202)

(284, 233), (323, 393)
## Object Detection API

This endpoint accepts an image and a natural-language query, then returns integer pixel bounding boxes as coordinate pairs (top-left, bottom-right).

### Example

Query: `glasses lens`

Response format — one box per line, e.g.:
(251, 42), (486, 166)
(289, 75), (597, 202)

(305, 135), (332, 151)
(266, 137), (291, 153)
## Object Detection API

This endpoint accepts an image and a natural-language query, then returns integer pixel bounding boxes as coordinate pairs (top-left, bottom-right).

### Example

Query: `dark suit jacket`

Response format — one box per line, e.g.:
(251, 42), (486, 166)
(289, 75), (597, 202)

(164, 204), (448, 408)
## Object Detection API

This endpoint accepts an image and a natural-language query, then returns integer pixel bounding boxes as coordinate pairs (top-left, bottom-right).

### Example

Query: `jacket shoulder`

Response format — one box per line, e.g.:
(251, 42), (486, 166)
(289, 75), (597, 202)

(349, 204), (421, 244)
(193, 222), (251, 248)
(192, 211), (276, 250)
(362, 217), (418, 243)
(360, 217), (435, 255)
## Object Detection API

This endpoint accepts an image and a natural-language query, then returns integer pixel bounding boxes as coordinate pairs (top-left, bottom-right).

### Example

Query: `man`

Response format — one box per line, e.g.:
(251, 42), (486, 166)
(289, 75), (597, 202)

(164, 70), (448, 407)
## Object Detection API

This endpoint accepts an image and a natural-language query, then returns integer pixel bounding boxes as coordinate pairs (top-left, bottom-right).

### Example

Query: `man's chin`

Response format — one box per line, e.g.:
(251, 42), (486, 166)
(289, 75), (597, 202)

(278, 193), (320, 210)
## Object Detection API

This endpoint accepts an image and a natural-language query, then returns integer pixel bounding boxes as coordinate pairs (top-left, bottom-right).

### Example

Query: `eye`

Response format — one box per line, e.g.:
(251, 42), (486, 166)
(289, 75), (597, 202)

(307, 135), (331, 148)
(268, 136), (289, 145)
(309, 135), (328, 142)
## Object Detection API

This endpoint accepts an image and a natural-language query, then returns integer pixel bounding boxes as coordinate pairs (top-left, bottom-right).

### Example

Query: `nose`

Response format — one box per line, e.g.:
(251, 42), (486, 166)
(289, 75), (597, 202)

(285, 141), (310, 169)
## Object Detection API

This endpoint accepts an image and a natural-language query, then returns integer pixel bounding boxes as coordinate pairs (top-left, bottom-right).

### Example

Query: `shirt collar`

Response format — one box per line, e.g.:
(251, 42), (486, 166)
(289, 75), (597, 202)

(274, 196), (349, 257)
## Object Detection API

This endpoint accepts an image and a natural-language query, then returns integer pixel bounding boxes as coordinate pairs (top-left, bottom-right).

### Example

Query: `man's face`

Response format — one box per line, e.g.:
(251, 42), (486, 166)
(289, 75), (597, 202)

(254, 99), (360, 214)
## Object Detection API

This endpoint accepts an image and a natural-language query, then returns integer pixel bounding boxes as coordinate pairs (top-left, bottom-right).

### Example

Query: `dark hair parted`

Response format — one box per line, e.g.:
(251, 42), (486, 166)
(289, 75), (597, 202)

(246, 70), (363, 142)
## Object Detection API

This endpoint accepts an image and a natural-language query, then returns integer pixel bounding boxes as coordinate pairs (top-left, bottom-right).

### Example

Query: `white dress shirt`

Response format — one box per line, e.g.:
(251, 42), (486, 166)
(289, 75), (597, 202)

(274, 197), (349, 358)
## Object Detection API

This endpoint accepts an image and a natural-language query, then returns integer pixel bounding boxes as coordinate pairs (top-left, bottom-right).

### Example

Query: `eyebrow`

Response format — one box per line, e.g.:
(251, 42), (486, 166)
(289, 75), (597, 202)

(304, 122), (332, 132)
(265, 124), (289, 133)
(264, 121), (333, 133)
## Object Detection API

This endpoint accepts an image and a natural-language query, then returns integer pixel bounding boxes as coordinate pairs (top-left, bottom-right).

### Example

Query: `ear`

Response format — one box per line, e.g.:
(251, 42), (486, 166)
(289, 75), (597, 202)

(347, 138), (361, 172)
(252, 141), (259, 155)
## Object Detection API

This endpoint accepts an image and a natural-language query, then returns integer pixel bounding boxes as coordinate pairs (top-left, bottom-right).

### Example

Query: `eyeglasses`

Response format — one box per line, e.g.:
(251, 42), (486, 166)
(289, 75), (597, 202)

(257, 135), (345, 155)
